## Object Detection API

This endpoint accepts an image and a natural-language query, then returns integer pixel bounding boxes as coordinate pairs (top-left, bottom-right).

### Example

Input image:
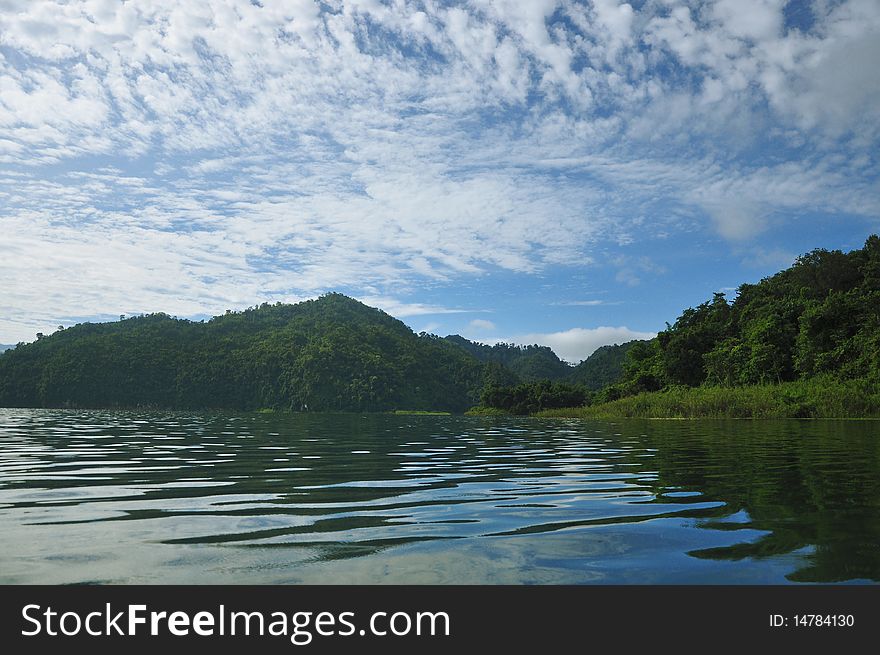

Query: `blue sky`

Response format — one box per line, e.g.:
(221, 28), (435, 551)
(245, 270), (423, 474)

(1, 0), (878, 361)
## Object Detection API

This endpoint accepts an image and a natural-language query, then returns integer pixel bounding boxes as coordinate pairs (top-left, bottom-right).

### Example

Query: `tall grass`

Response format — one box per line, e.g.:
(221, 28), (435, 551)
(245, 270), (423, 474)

(536, 376), (880, 419)
(393, 410), (452, 415)
(463, 406), (509, 417)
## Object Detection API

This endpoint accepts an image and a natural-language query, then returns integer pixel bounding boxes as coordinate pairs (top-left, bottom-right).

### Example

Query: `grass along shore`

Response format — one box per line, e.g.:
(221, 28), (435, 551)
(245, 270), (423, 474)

(535, 377), (880, 419)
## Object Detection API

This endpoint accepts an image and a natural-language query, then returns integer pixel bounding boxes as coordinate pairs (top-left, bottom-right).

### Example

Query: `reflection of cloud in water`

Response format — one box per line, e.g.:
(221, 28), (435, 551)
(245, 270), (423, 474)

(282, 520), (793, 585)
(1, 410), (878, 583)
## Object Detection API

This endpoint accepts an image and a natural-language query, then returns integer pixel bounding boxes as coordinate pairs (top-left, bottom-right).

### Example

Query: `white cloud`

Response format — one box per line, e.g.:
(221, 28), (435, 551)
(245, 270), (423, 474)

(468, 319), (497, 331)
(0, 1), (877, 341)
(612, 255), (666, 288)
(494, 326), (656, 363)
(740, 247), (798, 270)
(704, 200), (770, 241)
(359, 297), (475, 319)
(712, 0), (784, 42)
(415, 321), (442, 335)
(554, 299), (608, 306)
(590, 0), (635, 54)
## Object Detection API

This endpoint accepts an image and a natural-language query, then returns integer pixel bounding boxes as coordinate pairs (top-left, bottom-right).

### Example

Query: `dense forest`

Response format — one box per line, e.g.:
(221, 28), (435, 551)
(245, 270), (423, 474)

(471, 342), (642, 415)
(8, 236), (868, 416)
(443, 335), (572, 381)
(0, 294), (490, 412)
(0, 293), (629, 413)
(0, 292), (638, 413)
(482, 236), (880, 417)
(441, 335), (642, 414)
(442, 336), (643, 390)
(567, 341), (643, 390)
(530, 236), (880, 418)
(477, 380), (591, 415)
(609, 235), (880, 397)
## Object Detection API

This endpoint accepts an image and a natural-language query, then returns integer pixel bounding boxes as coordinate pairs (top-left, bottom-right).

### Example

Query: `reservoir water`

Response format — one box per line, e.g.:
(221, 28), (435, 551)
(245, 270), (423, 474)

(0, 409), (877, 584)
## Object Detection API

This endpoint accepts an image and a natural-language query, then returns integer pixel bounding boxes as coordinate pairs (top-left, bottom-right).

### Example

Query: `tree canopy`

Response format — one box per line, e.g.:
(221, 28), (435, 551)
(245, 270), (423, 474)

(443, 335), (573, 381)
(0, 294), (489, 413)
(615, 236), (880, 396)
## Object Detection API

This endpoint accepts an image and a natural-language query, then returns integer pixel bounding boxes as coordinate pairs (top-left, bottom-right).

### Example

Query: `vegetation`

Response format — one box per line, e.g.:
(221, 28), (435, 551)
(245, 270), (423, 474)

(538, 377), (880, 419)
(507, 235), (880, 418)
(616, 236), (880, 395)
(567, 340), (644, 390)
(463, 406), (509, 416)
(392, 410), (451, 415)
(478, 380), (591, 415)
(0, 294), (487, 413)
(4, 236), (876, 419)
(0, 292), (631, 415)
(444, 335), (572, 381)
(460, 338), (643, 414)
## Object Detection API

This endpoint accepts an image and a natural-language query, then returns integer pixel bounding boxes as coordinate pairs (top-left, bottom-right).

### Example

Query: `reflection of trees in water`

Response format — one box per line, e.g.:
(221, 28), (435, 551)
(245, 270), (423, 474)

(624, 419), (880, 582)
(15, 410), (423, 503)
(8, 411), (521, 558)
(8, 410), (880, 582)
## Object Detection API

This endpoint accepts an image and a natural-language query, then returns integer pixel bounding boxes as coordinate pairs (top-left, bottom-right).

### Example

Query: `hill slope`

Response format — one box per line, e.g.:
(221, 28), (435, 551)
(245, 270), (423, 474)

(567, 340), (645, 390)
(443, 335), (572, 381)
(615, 235), (880, 396)
(0, 294), (486, 412)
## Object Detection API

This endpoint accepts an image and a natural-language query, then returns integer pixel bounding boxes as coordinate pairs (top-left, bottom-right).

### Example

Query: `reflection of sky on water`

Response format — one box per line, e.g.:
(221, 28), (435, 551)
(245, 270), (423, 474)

(0, 409), (878, 584)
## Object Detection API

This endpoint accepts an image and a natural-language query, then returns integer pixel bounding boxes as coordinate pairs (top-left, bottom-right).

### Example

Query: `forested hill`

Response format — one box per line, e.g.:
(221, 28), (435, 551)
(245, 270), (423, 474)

(0, 294), (488, 412)
(611, 235), (880, 397)
(567, 341), (645, 390)
(443, 334), (645, 390)
(23, 231), (867, 416)
(443, 335), (573, 381)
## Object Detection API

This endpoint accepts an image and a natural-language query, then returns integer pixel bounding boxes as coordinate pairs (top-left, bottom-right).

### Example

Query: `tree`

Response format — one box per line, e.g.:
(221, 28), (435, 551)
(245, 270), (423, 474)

(659, 292), (731, 386)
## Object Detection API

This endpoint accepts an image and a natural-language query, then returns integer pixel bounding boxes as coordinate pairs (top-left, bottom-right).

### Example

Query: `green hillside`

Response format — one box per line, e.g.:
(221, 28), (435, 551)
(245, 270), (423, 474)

(6, 237), (876, 418)
(0, 294), (486, 413)
(567, 340), (645, 390)
(444, 335), (573, 381)
(537, 235), (880, 418)
(614, 235), (880, 396)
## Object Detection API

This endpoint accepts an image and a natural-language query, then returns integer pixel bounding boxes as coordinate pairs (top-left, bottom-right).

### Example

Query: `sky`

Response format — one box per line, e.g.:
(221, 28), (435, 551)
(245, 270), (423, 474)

(1, 0), (878, 362)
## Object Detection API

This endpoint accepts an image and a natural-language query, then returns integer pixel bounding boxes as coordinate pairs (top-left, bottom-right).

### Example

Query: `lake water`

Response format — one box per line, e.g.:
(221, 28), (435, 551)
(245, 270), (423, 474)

(0, 409), (877, 584)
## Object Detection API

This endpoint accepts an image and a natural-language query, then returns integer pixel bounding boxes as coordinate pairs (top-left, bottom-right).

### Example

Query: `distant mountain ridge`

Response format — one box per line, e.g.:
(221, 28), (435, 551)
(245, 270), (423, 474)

(567, 341), (645, 390)
(443, 335), (573, 381)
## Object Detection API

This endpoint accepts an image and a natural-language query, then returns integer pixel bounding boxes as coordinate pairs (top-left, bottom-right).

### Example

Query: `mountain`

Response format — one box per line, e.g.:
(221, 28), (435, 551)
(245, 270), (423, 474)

(0, 344), (13, 353)
(444, 334), (646, 390)
(567, 340), (646, 390)
(443, 335), (572, 381)
(0, 294), (486, 412)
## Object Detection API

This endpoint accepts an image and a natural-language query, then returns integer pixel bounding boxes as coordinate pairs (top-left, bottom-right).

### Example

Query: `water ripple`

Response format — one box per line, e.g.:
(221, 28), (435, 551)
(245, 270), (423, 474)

(1, 409), (878, 584)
